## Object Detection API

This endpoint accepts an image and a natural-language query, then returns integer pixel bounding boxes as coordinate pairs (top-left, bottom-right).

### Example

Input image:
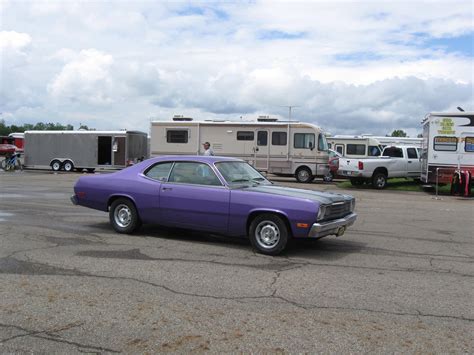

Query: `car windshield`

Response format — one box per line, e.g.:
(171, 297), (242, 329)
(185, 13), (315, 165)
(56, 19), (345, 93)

(215, 161), (271, 187)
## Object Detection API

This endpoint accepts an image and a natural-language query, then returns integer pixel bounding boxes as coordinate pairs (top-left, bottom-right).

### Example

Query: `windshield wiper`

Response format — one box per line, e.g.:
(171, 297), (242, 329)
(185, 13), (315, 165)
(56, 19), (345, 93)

(251, 177), (266, 184)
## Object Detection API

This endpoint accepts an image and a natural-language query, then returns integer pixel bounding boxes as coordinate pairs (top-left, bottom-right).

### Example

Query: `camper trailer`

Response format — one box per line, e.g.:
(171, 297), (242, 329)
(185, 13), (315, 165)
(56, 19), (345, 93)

(361, 135), (423, 148)
(420, 112), (474, 185)
(150, 117), (329, 183)
(326, 136), (383, 158)
(24, 130), (148, 172)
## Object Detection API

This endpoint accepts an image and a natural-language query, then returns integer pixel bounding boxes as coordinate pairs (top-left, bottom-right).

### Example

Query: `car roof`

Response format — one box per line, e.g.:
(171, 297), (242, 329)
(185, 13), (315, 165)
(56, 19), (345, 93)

(149, 155), (243, 164)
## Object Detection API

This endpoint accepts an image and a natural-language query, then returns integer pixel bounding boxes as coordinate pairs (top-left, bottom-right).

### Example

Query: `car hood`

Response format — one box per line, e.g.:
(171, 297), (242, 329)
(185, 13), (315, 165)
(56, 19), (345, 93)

(244, 185), (352, 205)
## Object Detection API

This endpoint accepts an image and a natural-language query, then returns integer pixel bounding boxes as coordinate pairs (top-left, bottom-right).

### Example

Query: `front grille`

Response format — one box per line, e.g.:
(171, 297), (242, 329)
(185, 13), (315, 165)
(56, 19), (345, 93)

(325, 201), (351, 220)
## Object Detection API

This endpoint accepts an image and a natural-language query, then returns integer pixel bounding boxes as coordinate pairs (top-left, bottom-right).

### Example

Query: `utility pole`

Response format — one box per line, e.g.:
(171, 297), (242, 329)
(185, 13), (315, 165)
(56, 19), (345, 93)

(280, 105), (300, 121)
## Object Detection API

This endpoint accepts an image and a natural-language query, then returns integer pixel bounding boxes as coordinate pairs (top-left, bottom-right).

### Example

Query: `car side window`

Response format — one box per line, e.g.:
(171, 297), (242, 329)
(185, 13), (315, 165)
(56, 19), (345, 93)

(168, 162), (222, 186)
(145, 162), (173, 181)
(407, 148), (418, 159)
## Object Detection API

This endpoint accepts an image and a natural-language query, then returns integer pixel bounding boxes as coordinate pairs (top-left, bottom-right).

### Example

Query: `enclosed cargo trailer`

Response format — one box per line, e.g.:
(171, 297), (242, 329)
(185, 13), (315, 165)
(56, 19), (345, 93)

(24, 130), (148, 172)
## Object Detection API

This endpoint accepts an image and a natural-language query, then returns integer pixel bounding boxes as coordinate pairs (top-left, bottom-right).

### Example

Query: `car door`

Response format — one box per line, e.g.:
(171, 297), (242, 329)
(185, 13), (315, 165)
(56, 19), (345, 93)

(406, 147), (421, 177)
(159, 161), (230, 233)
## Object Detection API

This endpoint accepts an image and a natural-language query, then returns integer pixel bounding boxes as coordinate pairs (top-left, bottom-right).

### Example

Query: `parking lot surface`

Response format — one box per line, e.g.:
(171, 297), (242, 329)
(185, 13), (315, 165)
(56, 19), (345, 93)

(0, 170), (473, 353)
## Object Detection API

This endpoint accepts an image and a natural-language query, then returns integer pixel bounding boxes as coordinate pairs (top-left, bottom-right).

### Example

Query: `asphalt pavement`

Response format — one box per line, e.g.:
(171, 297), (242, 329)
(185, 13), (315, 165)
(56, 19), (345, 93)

(0, 169), (472, 353)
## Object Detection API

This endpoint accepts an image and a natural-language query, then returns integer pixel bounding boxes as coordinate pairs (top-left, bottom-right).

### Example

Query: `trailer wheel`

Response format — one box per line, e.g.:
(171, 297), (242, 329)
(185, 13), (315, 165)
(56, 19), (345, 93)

(51, 160), (62, 172)
(87, 168), (95, 173)
(372, 173), (387, 189)
(295, 167), (314, 183)
(63, 160), (74, 172)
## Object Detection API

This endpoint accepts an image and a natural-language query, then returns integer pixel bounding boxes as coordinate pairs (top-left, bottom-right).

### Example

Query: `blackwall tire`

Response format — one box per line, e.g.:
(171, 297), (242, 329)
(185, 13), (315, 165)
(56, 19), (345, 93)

(350, 178), (364, 186)
(109, 198), (140, 234)
(249, 214), (289, 255)
(372, 173), (387, 189)
(295, 167), (313, 183)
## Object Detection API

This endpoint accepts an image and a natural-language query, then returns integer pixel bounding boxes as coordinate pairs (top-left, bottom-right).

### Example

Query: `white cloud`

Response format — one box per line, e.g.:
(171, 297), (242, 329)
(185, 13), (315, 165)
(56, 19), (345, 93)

(48, 49), (115, 105)
(0, 1), (472, 135)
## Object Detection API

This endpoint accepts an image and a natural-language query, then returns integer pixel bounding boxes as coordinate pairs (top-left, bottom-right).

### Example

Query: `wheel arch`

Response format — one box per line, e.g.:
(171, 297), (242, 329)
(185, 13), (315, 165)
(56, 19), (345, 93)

(246, 209), (293, 238)
(107, 194), (140, 214)
(372, 167), (388, 178)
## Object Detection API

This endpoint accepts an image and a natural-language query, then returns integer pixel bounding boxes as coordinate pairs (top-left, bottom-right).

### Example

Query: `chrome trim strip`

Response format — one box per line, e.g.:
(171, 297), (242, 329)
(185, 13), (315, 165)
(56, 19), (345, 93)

(308, 213), (357, 239)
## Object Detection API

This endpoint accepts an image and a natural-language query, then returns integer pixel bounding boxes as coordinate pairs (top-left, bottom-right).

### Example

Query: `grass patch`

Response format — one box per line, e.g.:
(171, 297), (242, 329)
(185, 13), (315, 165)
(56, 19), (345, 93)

(336, 178), (452, 194)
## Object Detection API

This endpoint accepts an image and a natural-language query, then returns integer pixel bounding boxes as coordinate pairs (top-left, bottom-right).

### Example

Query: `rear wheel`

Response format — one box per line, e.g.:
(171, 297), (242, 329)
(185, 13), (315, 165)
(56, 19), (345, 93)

(372, 173), (387, 189)
(51, 160), (62, 172)
(350, 178), (364, 186)
(295, 167), (313, 183)
(0, 159), (6, 171)
(63, 160), (74, 172)
(249, 214), (289, 255)
(109, 198), (141, 234)
(87, 168), (95, 173)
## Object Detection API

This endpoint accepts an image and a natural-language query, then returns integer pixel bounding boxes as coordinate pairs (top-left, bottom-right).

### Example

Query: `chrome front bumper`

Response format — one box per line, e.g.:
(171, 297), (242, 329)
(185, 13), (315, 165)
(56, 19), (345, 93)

(308, 213), (357, 239)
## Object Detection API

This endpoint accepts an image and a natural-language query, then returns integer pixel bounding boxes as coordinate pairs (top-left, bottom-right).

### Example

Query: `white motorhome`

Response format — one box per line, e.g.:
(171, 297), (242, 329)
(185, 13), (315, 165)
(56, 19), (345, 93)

(361, 135), (423, 148)
(150, 117), (329, 183)
(421, 112), (474, 185)
(326, 136), (383, 158)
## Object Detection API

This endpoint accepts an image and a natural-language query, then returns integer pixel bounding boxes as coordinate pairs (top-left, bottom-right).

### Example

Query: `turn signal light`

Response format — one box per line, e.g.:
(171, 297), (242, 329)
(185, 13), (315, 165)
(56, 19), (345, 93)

(297, 223), (309, 228)
(77, 191), (86, 198)
(358, 161), (364, 170)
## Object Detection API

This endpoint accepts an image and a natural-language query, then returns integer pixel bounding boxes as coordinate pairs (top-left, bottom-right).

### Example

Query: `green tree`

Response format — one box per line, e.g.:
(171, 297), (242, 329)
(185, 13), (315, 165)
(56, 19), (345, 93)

(391, 129), (407, 137)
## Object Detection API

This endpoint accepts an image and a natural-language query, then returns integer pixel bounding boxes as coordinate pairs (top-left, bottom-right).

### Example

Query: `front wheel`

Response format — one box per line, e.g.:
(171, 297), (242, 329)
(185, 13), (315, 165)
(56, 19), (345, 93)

(295, 167), (313, 183)
(372, 173), (387, 189)
(249, 214), (289, 255)
(109, 198), (141, 234)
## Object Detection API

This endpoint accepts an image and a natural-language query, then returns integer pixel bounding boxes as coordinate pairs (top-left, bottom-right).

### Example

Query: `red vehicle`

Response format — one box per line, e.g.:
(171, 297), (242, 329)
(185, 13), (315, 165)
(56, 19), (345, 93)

(325, 149), (342, 181)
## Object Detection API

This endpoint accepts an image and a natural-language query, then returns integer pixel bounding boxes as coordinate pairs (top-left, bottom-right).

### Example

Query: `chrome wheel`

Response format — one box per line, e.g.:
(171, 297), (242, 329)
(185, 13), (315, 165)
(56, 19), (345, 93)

(51, 161), (61, 171)
(255, 220), (281, 249)
(114, 204), (132, 228)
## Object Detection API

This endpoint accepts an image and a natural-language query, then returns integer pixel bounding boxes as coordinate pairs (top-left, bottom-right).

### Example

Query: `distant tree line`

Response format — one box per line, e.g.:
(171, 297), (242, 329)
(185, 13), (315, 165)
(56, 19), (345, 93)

(0, 120), (92, 136)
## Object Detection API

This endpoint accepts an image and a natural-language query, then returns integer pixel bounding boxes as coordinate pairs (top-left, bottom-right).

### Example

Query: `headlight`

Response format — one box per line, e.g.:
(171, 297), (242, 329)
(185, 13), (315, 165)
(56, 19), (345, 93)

(317, 205), (327, 220)
(350, 198), (356, 212)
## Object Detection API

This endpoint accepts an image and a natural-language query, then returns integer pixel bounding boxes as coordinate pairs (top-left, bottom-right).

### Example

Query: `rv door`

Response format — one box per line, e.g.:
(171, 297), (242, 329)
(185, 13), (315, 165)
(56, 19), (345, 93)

(254, 130), (270, 170)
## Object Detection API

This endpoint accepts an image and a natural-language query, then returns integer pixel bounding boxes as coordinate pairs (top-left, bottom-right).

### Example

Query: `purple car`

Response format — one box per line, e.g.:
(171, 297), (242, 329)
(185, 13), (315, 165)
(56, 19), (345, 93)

(71, 156), (357, 255)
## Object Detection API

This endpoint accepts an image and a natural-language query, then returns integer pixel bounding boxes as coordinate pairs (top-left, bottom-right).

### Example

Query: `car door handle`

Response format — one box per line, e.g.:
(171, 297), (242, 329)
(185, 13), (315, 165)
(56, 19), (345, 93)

(162, 187), (173, 191)
(408, 161), (412, 163)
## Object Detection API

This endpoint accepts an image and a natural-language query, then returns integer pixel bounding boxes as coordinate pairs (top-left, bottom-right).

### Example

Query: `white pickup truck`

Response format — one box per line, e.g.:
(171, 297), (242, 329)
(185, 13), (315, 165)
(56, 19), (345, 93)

(338, 146), (422, 189)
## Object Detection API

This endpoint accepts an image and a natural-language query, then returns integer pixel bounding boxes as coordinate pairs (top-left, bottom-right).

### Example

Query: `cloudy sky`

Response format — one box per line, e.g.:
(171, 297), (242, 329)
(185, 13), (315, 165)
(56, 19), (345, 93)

(1, 0), (473, 137)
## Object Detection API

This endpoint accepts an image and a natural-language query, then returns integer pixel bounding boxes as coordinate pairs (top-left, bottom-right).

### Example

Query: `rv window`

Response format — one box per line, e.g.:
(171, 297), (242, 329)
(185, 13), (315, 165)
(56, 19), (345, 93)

(294, 133), (315, 149)
(167, 130), (188, 143)
(465, 137), (474, 152)
(407, 148), (418, 159)
(257, 131), (268, 146)
(318, 134), (328, 151)
(145, 162), (174, 181)
(237, 131), (254, 141)
(335, 145), (344, 155)
(272, 132), (287, 146)
(368, 146), (381, 156)
(433, 136), (457, 152)
(346, 144), (366, 155)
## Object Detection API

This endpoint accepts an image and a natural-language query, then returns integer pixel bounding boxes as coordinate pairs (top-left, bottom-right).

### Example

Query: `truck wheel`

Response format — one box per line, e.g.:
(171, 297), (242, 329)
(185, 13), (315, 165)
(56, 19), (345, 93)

(87, 168), (95, 173)
(295, 167), (313, 183)
(372, 173), (387, 189)
(109, 198), (141, 234)
(350, 178), (364, 186)
(63, 160), (74, 172)
(323, 171), (334, 182)
(51, 160), (62, 172)
(249, 214), (289, 255)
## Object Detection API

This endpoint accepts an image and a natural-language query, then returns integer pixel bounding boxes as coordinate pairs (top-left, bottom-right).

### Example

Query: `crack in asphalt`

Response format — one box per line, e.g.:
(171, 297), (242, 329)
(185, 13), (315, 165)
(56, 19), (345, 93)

(2, 255), (472, 324)
(0, 322), (119, 353)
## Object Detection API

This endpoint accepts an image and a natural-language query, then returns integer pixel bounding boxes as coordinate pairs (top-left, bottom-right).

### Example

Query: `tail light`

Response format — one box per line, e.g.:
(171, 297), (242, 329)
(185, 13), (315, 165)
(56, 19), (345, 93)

(358, 161), (364, 170)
